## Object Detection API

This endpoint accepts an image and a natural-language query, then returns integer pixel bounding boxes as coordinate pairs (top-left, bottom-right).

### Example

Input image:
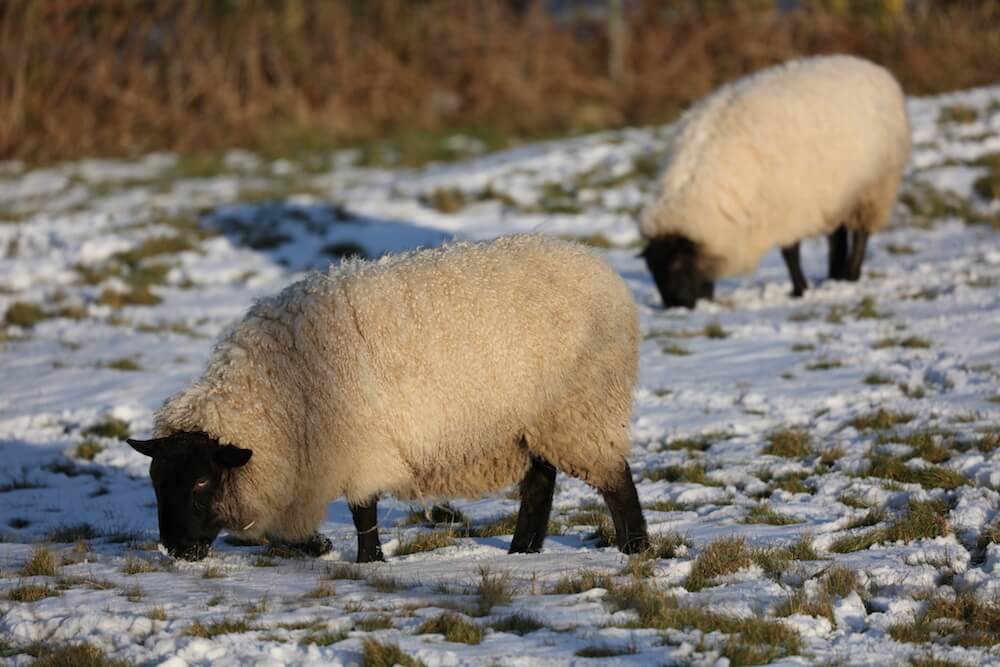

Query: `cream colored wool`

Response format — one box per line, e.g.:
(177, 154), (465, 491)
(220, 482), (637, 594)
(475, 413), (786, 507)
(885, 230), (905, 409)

(153, 235), (640, 542)
(640, 55), (911, 277)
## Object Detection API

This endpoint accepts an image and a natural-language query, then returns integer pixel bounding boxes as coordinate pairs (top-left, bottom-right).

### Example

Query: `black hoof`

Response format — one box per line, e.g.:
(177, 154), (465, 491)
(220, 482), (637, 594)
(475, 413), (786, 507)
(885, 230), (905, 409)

(356, 548), (385, 564)
(619, 534), (650, 555)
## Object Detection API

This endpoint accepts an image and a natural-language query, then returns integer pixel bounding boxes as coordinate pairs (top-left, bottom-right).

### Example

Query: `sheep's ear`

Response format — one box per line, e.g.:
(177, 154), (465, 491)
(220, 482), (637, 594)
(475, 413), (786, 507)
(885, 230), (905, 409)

(127, 438), (166, 458)
(214, 445), (252, 468)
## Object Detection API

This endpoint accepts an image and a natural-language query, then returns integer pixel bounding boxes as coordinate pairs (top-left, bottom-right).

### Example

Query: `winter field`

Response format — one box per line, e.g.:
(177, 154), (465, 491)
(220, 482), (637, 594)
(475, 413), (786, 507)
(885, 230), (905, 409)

(1, 85), (999, 667)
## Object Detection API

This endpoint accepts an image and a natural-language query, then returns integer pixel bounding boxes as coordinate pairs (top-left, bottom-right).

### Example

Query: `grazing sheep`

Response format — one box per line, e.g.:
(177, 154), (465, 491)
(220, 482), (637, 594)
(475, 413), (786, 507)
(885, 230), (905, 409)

(128, 235), (648, 562)
(639, 55), (911, 308)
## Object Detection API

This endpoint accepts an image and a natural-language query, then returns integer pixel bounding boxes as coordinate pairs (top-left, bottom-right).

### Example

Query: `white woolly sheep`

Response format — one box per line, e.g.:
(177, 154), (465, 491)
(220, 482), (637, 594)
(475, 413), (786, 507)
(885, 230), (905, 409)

(639, 54), (911, 308)
(128, 234), (649, 562)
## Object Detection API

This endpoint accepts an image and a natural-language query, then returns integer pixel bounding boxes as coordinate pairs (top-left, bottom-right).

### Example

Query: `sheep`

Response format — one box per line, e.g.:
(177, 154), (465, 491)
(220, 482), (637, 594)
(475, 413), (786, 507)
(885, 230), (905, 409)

(639, 55), (911, 308)
(127, 234), (649, 562)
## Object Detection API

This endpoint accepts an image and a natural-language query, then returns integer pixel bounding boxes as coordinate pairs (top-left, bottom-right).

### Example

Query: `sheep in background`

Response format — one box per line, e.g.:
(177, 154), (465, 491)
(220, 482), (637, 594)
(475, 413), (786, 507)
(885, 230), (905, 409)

(640, 55), (911, 308)
(128, 235), (649, 562)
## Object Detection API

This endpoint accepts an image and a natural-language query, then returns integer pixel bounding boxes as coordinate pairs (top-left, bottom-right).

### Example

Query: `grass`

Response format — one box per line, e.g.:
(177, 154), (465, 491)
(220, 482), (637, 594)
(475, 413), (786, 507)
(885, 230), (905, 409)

(763, 429), (812, 458)
(21, 546), (60, 577)
(104, 357), (142, 372)
(489, 613), (544, 635)
(660, 342), (691, 356)
(27, 643), (131, 667)
(864, 373), (894, 385)
(864, 452), (968, 490)
(889, 591), (1000, 648)
(354, 615), (394, 632)
(7, 583), (60, 602)
(4, 301), (46, 327)
(122, 554), (160, 575)
(416, 612), (483, 644)
(201, 565), (225, 579)
(326, 563), (365, 580)
(854, 295), (890, 319)
(830, 499), (950, 553)
(48, 523), (100, 542)
(184, 618), (258, 637)
(73, 440), (105, 460)
(844, 507), (887, 530)
(81, 417), (130, 440)
(873, 336), (933, 350)
(548, 570), (615, 595)
(821, 565), (860, 598)
(360, 639), (425, 667)
(703, 321), (729, 339)
(805, 358), (842, 371)
(124, 585), (144, 602)
(850, 409), (915, 431)
(303, 583), (335, 599)
(402, 503), (468, 526)
(685, 537), (752, 592)
(744, 504), (802, 526)
(394, 530), (457, 556)
(645, 462), (720, 486)
(787, 535), (822, 561)
(606, 579), (801, 663)
(939, 105), (979, 124)
(575, 644), (636, 658)
(774, 588), (835, 623)
(477, 568), (514, 614)
(300, 630), (349, 646)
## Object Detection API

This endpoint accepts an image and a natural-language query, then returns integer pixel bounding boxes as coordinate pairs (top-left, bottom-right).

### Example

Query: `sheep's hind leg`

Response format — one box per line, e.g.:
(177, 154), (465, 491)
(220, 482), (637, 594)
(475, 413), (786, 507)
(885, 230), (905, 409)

(828, 225), (849, 280)
(509, 456), (557, 554)
(781, 243), (808, 297)
(846, 229), (869, 281)
(599, 462), (649, 555)
(350, 499), (385, 563)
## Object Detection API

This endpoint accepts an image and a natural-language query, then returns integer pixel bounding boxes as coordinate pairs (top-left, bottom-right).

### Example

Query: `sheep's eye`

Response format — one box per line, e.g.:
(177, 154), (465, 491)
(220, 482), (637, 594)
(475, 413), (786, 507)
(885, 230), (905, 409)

(193, 478), (210, 491)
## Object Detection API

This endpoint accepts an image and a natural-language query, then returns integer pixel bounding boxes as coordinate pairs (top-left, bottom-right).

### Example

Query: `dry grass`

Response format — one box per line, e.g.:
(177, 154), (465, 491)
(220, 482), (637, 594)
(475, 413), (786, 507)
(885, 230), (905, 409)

(476, 568), (515, 614)
(416, 612), (483, 644)
(360, 639), (425, 667)
(394, 530), (457, 556)
(3, 2), (1000, 163)
(850, 409), (915, 431)
(21, 546), (60, 577)
(490, 613), (545, 635)
(830, 499), (950, 553)
(607, 579), (802, 663)
(763, 429), (813, 458)
(6, 583), (60, 602)
(548, 570), (616, 595)
(685, 537), (752, 592)
(889, 592), (1000, 648)
(27, 643), (131, 667)
(184, 618), (258, 638)
(744, 504), (802, 526)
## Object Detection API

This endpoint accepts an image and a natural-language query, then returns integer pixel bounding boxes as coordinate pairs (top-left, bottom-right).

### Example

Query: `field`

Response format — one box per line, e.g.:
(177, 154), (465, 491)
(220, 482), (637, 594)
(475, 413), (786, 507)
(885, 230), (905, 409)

(0, 84), (999, 666)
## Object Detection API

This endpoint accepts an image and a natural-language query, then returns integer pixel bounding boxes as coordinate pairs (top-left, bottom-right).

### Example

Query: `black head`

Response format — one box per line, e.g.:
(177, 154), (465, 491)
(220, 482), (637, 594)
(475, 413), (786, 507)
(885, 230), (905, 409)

(641, 234), (715, 309)
(127, 431), (252, 561)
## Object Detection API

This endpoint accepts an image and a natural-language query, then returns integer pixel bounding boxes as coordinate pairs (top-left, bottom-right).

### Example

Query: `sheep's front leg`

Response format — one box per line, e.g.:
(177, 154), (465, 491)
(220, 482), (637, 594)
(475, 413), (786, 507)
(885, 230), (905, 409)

(845, 229), (869, 281)
(781, 243), (808, 297)
(828, 225), (849, 280)
(510, 456), (557, 554)
(350, 499), (385, 563)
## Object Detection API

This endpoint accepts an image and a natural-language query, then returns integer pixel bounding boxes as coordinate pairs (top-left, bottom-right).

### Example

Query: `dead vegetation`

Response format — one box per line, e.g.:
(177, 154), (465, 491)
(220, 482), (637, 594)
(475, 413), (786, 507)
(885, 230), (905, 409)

(3, 1), (999, 162)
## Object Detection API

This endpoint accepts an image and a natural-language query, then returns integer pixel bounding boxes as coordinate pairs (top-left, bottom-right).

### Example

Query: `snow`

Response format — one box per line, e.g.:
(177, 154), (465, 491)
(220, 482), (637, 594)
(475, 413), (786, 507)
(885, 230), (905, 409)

(1, 84), (999, 665)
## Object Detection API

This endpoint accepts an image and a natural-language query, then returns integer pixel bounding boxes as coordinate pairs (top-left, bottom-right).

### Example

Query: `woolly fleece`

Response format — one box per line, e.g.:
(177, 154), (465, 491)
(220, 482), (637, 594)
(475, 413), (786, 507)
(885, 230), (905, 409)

(640, 54), (911, 277)
(153, 235), (640, 542)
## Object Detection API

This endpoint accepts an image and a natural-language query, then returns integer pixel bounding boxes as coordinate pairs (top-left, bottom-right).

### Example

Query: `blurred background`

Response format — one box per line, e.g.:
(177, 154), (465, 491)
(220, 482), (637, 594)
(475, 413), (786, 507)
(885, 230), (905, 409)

(2, 0), (999, 164)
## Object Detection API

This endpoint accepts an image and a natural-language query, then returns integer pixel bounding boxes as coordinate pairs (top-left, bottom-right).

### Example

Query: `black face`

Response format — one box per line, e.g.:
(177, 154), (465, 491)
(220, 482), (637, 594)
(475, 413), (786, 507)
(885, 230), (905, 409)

(127, 432), (252, 561)
(642, 234), (715, 309)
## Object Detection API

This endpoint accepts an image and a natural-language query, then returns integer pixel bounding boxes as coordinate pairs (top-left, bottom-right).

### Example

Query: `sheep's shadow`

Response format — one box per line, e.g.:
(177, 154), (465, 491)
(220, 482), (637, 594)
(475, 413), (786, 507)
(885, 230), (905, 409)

(202, 201), (453, 271)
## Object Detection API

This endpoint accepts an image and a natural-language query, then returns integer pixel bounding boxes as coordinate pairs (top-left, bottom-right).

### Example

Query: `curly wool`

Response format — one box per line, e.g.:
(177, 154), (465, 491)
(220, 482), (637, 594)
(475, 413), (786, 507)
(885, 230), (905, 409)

(154, 235), (640, 541)
(640, 55), (911, 277)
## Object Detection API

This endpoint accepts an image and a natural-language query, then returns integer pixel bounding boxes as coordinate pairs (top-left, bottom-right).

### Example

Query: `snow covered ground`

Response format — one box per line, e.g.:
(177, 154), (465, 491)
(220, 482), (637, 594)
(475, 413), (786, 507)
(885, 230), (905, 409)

(1, 84), (998, 667)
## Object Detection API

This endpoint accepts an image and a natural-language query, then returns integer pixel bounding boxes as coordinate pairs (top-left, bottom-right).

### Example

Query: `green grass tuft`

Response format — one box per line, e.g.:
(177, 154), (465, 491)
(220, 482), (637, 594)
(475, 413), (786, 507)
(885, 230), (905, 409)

(645, 462), (721, 486)
(81, 418), (130, 440)
(354, 615), (395, 632)
(744, 504), (802, 526)
(703, 321), (729, 339)
(548, 569), (615, 595)
(575, 644), (636, 658)
(184, 618), (258, 637)
(4, 301), (47, 328)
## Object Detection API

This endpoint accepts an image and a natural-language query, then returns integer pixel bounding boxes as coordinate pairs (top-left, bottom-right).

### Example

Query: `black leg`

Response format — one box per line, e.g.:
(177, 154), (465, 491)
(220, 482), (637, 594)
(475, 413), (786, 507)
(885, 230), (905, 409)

(350, 499), (384, 563)
(509, 456), (557, 554)
(780, 243), (808, 297)
(846, 229), (869, 281)
(599, 462), (649, 555)
(828, 225), (849, 280)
